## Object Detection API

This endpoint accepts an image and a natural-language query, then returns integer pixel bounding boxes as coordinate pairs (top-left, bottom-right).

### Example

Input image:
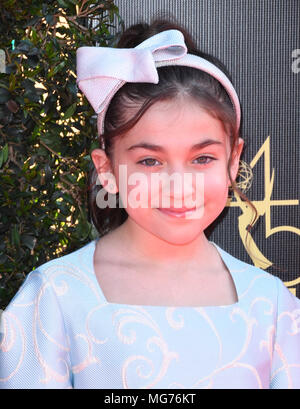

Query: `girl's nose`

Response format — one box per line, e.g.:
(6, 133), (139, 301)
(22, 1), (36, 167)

(161, 171), (200, 208)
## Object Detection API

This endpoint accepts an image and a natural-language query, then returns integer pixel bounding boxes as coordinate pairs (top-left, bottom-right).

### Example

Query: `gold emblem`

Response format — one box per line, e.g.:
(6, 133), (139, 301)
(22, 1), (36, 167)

(227, 136), (300, 295)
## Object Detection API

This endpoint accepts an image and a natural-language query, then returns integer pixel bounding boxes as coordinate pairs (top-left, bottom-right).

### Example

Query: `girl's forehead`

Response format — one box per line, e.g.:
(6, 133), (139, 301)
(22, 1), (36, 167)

(119, 98), (230, 148)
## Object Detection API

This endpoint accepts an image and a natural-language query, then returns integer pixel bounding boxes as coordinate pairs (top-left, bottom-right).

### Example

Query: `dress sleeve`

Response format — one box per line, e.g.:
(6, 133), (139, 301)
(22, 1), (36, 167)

(0, 269), (72, 389)
(270, 277), (300, 389)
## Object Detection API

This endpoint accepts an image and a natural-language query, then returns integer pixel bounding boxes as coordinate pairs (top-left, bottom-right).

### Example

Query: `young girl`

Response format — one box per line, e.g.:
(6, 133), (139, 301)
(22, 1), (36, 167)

(1, 20), (300, 389)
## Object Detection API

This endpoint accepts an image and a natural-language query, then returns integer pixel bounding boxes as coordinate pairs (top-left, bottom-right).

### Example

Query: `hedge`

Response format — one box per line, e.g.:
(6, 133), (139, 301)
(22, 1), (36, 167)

(0, 0), (123, 309)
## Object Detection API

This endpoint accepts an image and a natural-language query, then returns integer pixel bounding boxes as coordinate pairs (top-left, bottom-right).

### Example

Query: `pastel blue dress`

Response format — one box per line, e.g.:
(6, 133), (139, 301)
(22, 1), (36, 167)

(1, 239), (300, 389)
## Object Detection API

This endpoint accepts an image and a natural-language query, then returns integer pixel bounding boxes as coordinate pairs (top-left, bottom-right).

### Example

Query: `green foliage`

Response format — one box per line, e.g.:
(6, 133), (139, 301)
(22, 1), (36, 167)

(0, 0), (123, 308)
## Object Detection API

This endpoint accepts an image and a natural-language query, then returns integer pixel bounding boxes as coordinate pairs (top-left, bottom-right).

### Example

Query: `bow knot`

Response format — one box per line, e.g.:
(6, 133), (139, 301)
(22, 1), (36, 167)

(76, 30), (187, 114)
(76, 29), (241, 136)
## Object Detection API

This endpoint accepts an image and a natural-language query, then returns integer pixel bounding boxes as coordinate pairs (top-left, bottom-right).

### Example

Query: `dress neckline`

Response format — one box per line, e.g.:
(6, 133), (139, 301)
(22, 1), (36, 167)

(88, 238), (244, 309)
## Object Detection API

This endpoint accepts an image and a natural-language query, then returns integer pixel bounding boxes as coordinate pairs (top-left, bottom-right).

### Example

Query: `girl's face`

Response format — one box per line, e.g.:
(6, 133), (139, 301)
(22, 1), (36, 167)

(93, 98), (244, 245)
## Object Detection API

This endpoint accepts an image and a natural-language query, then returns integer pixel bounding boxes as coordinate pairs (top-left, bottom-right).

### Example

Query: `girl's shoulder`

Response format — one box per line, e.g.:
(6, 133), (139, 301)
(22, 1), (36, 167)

(212, 241), (299, 306)
(35, 239), (96, 278)
(212, 241), (276, 282)
(4, 240), (97, 310)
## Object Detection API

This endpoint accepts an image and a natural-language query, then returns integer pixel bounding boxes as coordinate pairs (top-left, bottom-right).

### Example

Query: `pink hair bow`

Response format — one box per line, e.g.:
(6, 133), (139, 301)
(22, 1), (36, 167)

(76, 29), (187, 116)
(76, 29), (241, 137)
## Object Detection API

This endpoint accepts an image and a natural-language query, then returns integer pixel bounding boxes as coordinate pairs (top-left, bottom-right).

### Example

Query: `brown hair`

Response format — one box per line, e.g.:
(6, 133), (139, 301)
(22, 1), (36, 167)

(87, 18), (258, 245)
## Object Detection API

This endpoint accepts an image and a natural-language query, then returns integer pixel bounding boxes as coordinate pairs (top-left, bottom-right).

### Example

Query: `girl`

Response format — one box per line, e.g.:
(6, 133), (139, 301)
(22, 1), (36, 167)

(1, 20), (300, 389)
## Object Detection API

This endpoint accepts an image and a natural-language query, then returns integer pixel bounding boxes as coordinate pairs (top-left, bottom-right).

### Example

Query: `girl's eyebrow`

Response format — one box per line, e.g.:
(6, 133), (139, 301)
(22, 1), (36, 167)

(126, 139), (223, 153)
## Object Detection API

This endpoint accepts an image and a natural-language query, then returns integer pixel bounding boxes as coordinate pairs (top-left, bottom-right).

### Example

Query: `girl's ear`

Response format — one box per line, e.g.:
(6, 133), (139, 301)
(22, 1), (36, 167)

(228, 137), (244, 185)
(91, 148), (119, 194)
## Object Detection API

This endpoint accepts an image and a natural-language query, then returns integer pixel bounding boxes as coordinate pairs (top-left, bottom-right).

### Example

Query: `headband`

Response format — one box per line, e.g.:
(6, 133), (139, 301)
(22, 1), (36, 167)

(76, 29), (241, 149)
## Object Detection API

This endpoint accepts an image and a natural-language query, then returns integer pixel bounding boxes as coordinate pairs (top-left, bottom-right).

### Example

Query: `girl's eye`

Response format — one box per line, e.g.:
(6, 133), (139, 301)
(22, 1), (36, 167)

(137, 158), (161, 167)
(137, 156), (216, 167)
(193, 156), (216, 165)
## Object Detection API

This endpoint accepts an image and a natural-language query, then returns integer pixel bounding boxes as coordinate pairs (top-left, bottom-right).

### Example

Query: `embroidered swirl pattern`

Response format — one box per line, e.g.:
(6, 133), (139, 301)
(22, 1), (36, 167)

(0, 240), (300, 389)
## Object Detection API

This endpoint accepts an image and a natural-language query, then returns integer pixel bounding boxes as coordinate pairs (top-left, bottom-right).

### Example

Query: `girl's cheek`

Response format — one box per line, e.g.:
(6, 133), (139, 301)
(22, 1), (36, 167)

(117, 166), (229, 210)
(125, 171), (165, 209)
(118, 171), (153, 210)
(202, 171), (229, 202)
(207, 165), (228, 186)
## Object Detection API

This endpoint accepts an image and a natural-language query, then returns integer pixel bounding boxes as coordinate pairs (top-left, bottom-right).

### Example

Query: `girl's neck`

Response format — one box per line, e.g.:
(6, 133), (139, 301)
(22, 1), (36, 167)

(107, 218), (216, 271)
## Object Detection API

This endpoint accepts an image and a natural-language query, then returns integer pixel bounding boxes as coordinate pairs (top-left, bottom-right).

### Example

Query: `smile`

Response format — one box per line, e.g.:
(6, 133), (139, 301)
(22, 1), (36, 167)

(158, 207), (198, 219)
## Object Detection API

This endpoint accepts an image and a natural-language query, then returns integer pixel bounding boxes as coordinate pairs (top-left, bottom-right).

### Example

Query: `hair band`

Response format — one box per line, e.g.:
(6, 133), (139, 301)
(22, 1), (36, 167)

(76, 29), (241, 150)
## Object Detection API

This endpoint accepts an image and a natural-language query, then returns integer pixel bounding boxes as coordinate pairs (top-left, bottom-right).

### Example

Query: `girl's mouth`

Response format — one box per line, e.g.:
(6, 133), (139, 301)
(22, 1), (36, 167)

(158, 207), (197, 218)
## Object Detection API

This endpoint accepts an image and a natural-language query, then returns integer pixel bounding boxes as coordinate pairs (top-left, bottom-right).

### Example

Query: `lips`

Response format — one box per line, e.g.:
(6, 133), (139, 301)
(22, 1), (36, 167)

(159, 207), (196, 213)
(158, 207), (197, 218)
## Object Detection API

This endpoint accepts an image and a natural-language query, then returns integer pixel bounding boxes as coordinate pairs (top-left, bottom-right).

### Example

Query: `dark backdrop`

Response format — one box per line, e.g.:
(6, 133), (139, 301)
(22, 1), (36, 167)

(113, 0), (300, 297)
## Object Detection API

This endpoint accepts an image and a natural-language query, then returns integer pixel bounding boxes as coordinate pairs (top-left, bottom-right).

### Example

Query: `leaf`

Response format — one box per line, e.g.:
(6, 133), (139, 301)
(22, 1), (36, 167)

(11, 225), (20, 247)
(16, 40), (33, 53)
(2, 143), (8, 163)
(21, 234), (36, 250)
(57, 0), (68, 7)
(62, 102), (76, 120)
(45, 42), (55, 58)
(9, 73), (16, 91)
(54, 61), (66, 75)
(0, 88), (11, 103)
(6, 99), (19, 113)
(45, 15), (55, 25)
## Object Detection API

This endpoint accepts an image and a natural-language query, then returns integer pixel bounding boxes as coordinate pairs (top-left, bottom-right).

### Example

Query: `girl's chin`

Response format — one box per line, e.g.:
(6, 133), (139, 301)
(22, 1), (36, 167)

(125, 207), (220, 244)
(142, 223), (206, 246)
(153, 232), (204, 246)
